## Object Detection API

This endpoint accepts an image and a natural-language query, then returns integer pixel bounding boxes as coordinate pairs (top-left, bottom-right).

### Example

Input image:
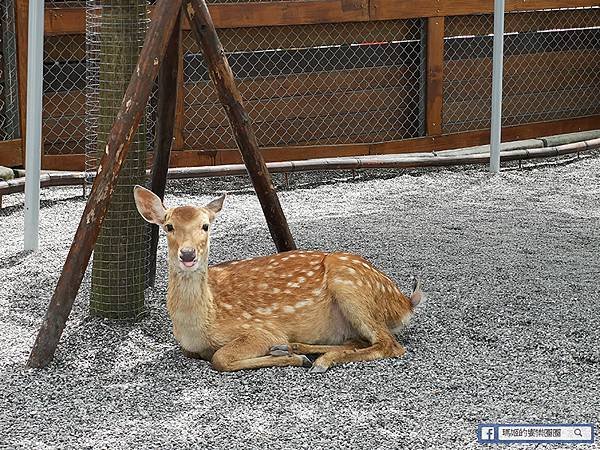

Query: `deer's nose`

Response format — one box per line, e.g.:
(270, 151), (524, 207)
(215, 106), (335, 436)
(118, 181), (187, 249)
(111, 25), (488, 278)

(179, 247), (197, 262)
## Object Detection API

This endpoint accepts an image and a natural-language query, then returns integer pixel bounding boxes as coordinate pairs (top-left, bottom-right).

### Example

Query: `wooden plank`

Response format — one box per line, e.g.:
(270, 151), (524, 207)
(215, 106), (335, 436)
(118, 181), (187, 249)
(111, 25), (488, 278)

(15, 0), (28, 164)
(185, 85), (419, 128)
(44, 34), (86, 62)
(183, 20), (418, 54)
(444, 90), (600, 125)
(446, 8), (600, 37)
(185, 66), (417, 105)
(45, 1), (600, 34)
(43, 91), (85, 118)
(206, 0), (369, 28)
(184, 106), (419, 149)
(45, 1), (369, 35)
(426, 17), (444, 136)
(371, 0), (600, 20)
(44, 8), (85, 36)
(444, 67), (600, 101)
(444, 50), (600, 81)
(0, 139), (24, 167)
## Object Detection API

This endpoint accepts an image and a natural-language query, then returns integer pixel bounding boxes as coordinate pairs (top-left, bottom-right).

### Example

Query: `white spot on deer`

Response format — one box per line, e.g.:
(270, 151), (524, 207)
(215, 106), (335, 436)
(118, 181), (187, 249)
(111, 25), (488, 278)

(254, 318), (262, 323)
(333, 278), (354, 287)
(272, 288), (281, 294)
(297, 277), (306, 283)
(283, 305), (295, 314)
(339, 256), (349, 261)
(361, 262), (370, 268)
(306, 271), (315, 277)
(241, 324), (250, 329)
(256, 307), (272, 315)
(283, 289), (292, 295)
(153, 57), (159, 66)
(287, 282), (300, 288)
(312, 288), (323, 296)
(222, 303), (233, 310)
(282, 257), (290, 261)
(295, 300), (312, 308)
(258, 282), (268, 290)
(346, 267), (357, 275)
(242, 312), (252, 319)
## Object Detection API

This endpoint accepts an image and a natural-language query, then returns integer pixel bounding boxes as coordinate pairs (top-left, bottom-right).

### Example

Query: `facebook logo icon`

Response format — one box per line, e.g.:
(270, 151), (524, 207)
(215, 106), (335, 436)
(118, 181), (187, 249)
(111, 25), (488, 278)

(481, 426), (496, 442)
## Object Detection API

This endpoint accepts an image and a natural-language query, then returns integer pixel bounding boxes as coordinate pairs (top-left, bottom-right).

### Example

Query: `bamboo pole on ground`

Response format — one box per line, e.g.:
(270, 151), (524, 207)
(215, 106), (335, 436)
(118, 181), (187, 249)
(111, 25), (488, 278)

(148, 12), (182, 287)
(183, 0), (296, 252)
(27, 0), (183, 368)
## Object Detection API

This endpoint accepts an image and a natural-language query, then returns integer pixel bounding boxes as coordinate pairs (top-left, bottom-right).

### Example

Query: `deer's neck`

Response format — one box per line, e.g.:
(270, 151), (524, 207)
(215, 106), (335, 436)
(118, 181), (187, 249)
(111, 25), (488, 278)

(166, 264), (215, 324)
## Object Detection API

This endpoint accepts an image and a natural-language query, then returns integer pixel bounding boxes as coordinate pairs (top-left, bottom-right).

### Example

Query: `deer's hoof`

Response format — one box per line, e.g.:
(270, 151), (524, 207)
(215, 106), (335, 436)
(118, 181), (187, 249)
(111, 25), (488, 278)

(308, 364), (328, 374)
(298, 354), (312, 368)
(270, 344), (290, 357)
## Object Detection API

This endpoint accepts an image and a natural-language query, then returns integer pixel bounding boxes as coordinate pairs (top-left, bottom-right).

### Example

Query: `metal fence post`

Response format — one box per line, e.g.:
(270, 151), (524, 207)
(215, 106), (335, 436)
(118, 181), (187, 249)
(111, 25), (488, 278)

(23, 0), (44, 251)
(490, 0), (505, 174)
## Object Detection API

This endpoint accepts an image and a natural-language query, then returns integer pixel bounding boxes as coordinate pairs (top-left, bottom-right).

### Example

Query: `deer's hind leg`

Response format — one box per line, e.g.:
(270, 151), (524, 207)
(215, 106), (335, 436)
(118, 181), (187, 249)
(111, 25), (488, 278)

(308, 293), (406, 373)
(211, 332), (311, 372)
(269, 339), (369, 356)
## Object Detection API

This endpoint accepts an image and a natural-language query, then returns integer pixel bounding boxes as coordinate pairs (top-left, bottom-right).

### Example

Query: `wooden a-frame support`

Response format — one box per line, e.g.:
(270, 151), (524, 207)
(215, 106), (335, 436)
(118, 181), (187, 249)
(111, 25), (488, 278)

(28, 0), (296, 368)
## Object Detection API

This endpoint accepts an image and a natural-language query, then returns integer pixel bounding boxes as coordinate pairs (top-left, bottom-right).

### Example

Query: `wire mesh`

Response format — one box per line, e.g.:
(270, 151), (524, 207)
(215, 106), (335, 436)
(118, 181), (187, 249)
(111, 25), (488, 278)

(43, 33), (87, 156)
(443, 7), (600, 134)
(0, 0), (19, 142)
(86, 0), (150, 320)
(182, 19), (425, 151)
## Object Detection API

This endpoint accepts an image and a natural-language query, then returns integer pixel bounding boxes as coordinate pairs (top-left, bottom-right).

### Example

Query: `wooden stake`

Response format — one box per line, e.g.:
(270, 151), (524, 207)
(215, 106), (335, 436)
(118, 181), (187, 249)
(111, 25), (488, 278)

(184, 0), (296, 252)
(148, 12), (182, 287)
(27, 0), (183, 368)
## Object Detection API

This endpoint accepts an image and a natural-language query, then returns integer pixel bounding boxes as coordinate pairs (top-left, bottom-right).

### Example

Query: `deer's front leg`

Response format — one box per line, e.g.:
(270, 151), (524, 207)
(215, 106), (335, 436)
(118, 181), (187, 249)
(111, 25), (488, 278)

(211, 333), (312, 372)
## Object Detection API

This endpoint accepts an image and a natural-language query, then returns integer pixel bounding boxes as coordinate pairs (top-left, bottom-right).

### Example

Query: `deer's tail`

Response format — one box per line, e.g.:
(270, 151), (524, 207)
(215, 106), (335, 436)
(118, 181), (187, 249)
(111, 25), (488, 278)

(410, 277), (426, 309)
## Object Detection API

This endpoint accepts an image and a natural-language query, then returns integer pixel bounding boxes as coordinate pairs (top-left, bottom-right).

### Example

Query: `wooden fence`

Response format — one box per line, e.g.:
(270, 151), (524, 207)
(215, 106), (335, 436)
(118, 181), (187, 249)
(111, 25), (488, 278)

(1, 0), (599, 171)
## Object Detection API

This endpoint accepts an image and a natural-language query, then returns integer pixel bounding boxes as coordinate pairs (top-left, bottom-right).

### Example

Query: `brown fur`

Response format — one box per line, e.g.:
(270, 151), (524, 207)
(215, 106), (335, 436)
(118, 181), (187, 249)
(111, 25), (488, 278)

(133, 185), (416, 372)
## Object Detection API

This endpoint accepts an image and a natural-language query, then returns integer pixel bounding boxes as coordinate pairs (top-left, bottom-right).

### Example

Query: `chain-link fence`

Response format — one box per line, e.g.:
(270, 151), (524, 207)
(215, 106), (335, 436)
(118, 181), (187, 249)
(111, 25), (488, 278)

(443, 7), (600, 134)
(182, 19), (425, 150)
(0, 0), (19, 142)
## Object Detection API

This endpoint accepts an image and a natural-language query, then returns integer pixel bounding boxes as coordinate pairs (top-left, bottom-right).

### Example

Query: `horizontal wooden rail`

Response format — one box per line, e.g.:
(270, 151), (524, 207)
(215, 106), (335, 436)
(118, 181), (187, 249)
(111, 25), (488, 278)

(44, 0), (600, 35)
(4, 137), (599, 198)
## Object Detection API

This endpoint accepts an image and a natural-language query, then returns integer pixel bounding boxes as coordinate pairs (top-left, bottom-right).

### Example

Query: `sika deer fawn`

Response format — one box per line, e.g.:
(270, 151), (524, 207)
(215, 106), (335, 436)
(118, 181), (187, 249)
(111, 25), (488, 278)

(134, 185), (424, 373)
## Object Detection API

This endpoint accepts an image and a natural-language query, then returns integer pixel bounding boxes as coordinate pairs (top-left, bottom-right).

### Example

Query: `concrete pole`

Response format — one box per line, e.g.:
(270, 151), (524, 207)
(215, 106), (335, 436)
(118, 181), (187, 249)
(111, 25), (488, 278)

(490, 0), (505, 174)
(23, 0), (44, 251)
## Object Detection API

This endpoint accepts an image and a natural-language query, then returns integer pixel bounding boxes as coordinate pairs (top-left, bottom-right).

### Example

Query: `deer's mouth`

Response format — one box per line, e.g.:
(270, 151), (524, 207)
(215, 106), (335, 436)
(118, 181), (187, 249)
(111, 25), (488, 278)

(179, 259), (198, 270)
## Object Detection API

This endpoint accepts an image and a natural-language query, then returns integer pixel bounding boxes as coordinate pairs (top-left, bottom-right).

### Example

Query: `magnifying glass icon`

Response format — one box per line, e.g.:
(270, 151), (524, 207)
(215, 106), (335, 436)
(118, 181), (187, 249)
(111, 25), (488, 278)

(574, 429), (582, 437)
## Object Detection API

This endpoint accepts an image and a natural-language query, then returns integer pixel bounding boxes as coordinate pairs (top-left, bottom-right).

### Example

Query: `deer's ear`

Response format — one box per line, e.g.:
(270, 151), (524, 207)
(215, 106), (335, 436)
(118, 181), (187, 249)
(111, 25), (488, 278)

(133, 185), (166, 225)
(205, 193), (226, 220)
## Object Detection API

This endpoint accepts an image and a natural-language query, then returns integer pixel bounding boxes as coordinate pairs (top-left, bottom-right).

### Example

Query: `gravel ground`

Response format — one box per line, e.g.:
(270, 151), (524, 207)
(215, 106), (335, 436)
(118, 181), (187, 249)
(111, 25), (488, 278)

(1, 156), (599, 449)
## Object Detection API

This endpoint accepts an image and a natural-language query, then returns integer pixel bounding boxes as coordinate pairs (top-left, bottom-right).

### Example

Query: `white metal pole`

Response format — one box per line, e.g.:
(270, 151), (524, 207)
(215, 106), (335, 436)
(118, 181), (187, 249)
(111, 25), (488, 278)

(490, 0), (505, 173)
(23, 0), (45, 251)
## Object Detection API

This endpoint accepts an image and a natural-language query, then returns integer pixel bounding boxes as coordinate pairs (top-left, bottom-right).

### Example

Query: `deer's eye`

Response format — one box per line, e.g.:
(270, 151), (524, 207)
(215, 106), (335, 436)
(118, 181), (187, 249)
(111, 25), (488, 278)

(202, 223), (209, 232)
(165, 224), (174, 232)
